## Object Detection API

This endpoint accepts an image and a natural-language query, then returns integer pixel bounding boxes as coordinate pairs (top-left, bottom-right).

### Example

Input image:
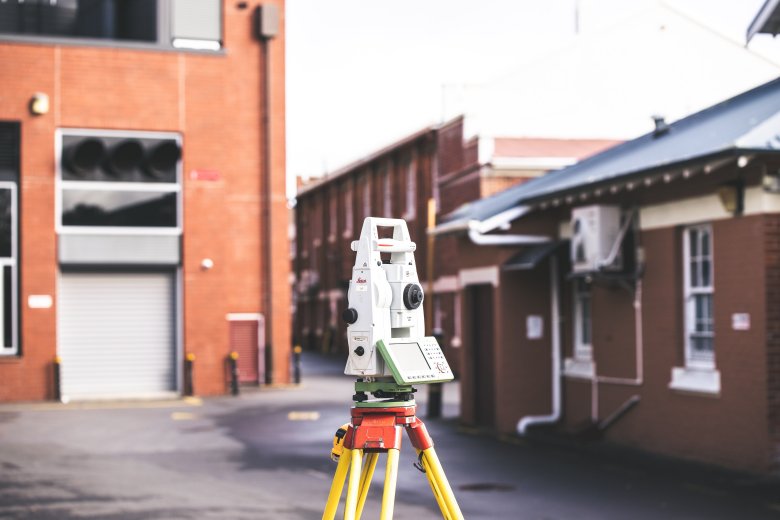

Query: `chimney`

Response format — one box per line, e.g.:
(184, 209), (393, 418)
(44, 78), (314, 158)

(652, 115), (669, 137)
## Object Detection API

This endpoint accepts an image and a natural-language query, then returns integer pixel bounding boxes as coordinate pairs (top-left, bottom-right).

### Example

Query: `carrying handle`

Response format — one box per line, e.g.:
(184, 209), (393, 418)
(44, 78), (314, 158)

(351, 217), (415, 253)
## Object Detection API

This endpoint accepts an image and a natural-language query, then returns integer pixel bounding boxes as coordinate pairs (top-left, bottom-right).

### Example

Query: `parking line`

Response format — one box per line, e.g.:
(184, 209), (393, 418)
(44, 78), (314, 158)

(288, 411), (321, 421)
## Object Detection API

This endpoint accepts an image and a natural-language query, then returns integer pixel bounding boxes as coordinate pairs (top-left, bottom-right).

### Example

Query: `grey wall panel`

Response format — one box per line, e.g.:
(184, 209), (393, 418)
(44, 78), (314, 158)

(59, 234), (180, 265)
(58, 271), (176, 401)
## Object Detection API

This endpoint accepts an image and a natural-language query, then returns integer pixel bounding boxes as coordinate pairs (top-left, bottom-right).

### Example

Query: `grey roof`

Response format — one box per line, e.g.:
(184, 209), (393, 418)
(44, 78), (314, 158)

(441, 75), (780, 228)
(748, 0), (780, 42)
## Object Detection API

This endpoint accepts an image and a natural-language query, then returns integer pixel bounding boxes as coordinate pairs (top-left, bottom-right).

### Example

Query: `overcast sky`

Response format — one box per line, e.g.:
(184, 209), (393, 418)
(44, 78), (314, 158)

(286, 0), (780, 196)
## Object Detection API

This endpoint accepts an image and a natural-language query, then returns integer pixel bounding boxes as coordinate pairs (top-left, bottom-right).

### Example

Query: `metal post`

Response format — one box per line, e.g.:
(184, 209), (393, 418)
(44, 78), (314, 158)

(184, 353), (195, 396)
(424, 198), (444, 419)
(293, 344), (302, 384)
(53, 356), (61, 402)
(427, 331), (444, 419)
(228, 352), (240, 396)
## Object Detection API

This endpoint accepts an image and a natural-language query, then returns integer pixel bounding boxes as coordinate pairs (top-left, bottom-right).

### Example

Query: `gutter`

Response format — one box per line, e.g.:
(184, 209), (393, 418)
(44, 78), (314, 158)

(432, 205), (551, 245)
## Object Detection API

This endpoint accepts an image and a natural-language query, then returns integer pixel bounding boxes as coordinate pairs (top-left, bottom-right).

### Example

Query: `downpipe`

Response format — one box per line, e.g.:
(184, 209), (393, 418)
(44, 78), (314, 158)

(590, 276), (644, 422)
(518, 255), (561, 434)
(517, 252), (644, 434)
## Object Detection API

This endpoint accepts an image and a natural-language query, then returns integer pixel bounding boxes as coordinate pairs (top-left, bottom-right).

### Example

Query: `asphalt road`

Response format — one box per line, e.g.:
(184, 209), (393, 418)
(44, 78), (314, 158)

(0, 352), (778, 519)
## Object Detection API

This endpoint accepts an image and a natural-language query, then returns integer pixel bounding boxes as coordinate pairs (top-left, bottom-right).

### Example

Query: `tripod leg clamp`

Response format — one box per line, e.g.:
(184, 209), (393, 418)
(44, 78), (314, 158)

(330, 423), (351, 462)
(406, 416), (433, 451)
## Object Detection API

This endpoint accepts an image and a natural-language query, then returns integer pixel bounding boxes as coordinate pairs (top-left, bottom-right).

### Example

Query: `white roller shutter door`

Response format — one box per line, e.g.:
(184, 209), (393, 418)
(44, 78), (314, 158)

(58, 271), (177, 401)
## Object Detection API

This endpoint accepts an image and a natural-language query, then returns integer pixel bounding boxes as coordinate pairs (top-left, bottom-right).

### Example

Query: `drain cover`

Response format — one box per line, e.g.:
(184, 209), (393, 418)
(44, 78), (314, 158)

(459, 483), (515, 492)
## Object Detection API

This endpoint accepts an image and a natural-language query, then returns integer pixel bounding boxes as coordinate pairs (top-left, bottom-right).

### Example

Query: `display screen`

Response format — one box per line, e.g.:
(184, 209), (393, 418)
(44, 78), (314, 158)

(388, 342), (430, 373)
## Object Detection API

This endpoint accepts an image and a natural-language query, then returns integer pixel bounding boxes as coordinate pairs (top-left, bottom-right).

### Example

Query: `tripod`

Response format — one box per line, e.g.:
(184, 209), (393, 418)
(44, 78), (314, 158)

(322, 402), (464, 520)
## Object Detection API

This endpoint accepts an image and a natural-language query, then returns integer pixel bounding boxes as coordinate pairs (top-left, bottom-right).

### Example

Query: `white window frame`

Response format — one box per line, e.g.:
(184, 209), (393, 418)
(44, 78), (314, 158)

(573, 279), (592, 361)
(683, 224), (715, 370)
(55, 129), (182, 236)
(451, 291), (462, 347)
(564, 278), (594, 378)
(0, 183), (18, 356)
(0, 0), (223, 52)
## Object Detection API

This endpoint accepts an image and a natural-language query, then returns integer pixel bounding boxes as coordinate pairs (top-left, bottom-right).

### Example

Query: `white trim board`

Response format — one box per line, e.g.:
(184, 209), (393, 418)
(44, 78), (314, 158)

(640, 186), (780, 231)
(433, 275), (458, 293)
(458, 266), (499, 288)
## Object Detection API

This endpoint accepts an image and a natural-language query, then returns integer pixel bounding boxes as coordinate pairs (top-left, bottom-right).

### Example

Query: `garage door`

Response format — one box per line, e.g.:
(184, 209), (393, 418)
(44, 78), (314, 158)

(58, 271), (177, 401)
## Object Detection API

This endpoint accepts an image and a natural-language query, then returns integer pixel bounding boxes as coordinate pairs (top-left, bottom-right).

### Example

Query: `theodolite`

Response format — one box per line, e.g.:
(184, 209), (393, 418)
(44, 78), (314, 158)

(323, 217), (463, 520)
(341, 217), (453, 403)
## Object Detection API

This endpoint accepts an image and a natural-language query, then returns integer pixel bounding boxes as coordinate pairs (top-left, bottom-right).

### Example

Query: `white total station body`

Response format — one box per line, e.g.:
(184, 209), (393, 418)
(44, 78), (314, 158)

(344, 217), (426, 377)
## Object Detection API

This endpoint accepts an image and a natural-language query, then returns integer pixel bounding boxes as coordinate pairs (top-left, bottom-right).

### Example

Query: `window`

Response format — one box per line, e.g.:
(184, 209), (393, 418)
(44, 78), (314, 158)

(362, 174), (371, 219)
(383, 167), (392, 217)
(451, 291), (462, 347)
(433, 294), (443, 335)
(343, 179), (353, 237)
(328, 189), (337, 242)
(404, 154), (416, 219)
(0, 122), (19, 356)
(683, 224), (714, 368)
(58, 130), (181, 234)
(0, 0), (221, 51)
(574, 279), (592, 360)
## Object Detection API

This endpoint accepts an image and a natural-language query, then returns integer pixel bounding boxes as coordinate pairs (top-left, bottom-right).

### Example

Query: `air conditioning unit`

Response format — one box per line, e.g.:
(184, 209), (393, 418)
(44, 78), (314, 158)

(570, 205), (622, 273)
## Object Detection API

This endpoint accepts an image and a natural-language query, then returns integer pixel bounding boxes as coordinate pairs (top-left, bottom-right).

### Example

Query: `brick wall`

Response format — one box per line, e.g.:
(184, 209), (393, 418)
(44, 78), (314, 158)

(0, 0), (291, 400)
(293, 120), (461, 355)
(765, 214), (780, 471)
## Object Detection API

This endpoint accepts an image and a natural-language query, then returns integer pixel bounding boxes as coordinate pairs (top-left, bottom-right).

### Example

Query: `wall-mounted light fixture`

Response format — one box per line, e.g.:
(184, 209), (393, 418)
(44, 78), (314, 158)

(717, 181), (744, 216)
(762, 164), (780, 193)
(201, 258), (214, 270)
(29, 92), (49, 116)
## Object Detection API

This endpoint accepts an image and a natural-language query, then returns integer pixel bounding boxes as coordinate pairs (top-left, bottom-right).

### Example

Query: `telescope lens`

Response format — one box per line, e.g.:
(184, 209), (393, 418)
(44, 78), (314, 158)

(403, 283), (423, 310)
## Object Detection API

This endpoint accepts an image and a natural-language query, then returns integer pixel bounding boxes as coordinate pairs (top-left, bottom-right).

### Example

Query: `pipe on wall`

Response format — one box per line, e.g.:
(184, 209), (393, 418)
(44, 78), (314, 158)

(590, 208), (645, 421)
(255, 4), (278, 384)
(589, 278), (644, 421)
(517, 255), (561, 435)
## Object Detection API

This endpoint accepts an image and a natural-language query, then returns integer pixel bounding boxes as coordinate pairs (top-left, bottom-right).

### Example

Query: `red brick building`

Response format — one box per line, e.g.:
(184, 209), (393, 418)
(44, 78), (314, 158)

(293, 115), (615, 380)
(0, 0), (290, 401)
(293, 118), (462, 370)
(435, 78), (780, 473)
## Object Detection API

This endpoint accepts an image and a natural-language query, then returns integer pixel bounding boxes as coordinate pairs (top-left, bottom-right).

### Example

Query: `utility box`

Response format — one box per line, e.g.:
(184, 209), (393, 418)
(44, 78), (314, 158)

(570, 205), (622, 273)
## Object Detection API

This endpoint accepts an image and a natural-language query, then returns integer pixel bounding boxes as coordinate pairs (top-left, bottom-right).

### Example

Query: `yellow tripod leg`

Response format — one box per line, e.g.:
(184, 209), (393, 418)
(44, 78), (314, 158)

(322, 448), (353, 520)
(418, 450), (451, 520)
(344, 448), (364, 520)
(355, 452), (379, 520)
(379, 449), (400, 520)
(421, 448), (464, 520)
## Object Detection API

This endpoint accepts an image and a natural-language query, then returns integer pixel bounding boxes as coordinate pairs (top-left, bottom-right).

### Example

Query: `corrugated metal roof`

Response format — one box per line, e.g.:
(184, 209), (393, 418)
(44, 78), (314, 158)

(748, 0), (780, 42)
(440, 76), (780, 228)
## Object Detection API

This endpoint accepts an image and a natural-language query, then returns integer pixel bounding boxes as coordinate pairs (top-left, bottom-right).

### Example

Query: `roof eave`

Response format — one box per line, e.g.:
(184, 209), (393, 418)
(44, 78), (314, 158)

(747, 0), (780, 42)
